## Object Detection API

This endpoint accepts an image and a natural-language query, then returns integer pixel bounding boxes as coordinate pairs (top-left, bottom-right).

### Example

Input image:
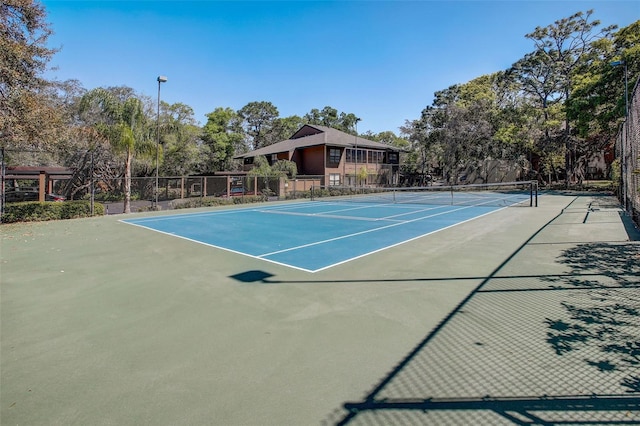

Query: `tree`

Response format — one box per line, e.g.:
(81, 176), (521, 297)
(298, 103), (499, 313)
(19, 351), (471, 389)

(568, 21), (639, 141)
(304, 106), (338, 128)
(1, 0), (62, 149)
(246, 156), (296, 195)
(264, 115), (305, 145)
(158, 102), (205, 176)
(524, 10), (616, 185)
(356, 166), (368, 187)
(271, 159), (297, 178)
(338, 112), (361, 134)
(238, 101), (279, 150)
(409, 72), (533, 185)
(427, 80), (496, 183)
(400, 114), (442, 186)
(368, 131), (409, 149)
(319, 106), (339, 127)
(303, 106), (360, 133)
(79, 87), (153, 213)
(202, 107), (244, 172)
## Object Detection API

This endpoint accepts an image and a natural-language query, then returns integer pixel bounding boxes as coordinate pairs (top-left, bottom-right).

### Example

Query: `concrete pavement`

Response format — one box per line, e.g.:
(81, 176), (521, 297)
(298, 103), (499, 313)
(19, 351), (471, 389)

(1, 193), (638, 425)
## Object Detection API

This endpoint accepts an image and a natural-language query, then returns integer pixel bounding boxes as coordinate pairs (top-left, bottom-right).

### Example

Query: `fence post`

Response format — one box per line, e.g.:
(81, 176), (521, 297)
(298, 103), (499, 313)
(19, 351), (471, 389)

(0, 147), (4, 219)
(279, 176), (285, 200)
(38, 171), (46, 202)
(616, 75), (639, 225)
(90, 150), (94, 215)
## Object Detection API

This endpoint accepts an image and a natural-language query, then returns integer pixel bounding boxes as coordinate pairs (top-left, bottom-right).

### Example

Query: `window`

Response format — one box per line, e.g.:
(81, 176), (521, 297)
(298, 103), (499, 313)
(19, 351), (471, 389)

(329, 173), (340, 186)
(347, 148), (366, 163)
(345, 175), (355, 186)
(368, 151), (383, 163)
(328, 148), (341, 164)
(388, 152), (398, 163)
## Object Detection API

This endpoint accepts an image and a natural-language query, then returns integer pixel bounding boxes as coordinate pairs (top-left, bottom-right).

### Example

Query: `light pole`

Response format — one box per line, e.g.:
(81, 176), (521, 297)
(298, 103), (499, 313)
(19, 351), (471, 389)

(155, 75), (167, 209)
(611, 60), (628, 211)
(354, 117), (361, 187)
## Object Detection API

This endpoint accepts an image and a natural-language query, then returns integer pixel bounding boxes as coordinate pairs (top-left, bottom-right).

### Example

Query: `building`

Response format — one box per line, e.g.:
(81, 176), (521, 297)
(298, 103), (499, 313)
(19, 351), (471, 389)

(235, 124), (401, 187)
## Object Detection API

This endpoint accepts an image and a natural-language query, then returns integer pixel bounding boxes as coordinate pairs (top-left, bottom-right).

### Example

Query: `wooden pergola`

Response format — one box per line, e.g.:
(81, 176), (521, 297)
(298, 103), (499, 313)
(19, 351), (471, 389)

(4, 166), (74, 202)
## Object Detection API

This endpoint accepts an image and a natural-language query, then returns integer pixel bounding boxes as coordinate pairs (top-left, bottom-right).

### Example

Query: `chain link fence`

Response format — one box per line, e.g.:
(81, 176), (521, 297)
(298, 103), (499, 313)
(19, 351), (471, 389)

(6, 83), (637, 219)
(617, 76), (640, 226)
(96, 175), (322, 214)
(0, 155), (326, 215)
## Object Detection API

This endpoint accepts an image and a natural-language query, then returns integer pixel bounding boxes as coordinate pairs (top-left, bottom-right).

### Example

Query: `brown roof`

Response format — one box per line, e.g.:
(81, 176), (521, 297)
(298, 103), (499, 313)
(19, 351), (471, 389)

(234, 124), (399, 159)
(5, 166), (74, 180)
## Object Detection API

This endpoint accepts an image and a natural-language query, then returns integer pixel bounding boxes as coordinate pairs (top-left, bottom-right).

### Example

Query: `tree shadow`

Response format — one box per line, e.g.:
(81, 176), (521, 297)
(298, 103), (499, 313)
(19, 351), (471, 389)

(228, 198), (640, 424)
(543, 242), (640, 394)
(321, 206), (640, 424)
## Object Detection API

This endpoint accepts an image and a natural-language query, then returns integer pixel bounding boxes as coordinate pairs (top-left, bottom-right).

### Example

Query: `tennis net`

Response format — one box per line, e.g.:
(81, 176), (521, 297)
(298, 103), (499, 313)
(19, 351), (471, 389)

(310, 181), (538, 207)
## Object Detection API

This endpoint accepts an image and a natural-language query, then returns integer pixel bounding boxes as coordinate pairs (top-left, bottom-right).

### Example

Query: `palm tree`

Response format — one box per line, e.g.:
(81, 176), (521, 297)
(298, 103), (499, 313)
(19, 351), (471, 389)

(79, 87), (153, 213)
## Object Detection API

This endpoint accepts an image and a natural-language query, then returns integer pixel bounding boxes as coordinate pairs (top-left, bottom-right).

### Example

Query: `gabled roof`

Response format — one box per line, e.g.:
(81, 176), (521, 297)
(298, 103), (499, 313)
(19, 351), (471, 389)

(234, 124), (398, 159)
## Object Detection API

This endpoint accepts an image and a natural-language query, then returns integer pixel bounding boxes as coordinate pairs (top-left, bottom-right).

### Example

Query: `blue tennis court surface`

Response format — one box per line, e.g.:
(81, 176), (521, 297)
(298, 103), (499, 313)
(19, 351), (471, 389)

(122, 200), (513, 272)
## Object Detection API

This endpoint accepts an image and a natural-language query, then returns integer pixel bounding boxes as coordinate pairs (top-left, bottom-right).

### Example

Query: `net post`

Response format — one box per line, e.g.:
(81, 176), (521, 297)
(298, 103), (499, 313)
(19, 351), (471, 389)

(530, 181), (533, 207)
(311, 185), (315, 201)
(534, 181), (538, 207)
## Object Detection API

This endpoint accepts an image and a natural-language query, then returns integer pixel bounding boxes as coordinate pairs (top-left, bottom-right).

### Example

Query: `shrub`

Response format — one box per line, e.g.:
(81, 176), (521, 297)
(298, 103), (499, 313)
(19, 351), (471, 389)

(170, 197), (234, 209)
(60, 201), (105, 219)
(233, 194), (268, 204)
(170, 195), (268, 210)
(286, 190), (311, 200)
(1, 201), (105, 223)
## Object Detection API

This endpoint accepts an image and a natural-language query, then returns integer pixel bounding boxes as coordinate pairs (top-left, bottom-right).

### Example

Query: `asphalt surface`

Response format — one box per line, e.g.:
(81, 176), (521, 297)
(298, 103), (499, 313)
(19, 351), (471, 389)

(1, 192), (639, 425)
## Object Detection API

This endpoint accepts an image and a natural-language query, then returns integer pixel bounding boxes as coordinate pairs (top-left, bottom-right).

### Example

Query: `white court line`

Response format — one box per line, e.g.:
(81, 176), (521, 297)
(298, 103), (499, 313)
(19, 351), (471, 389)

(310, 209), (500, 272)
(121, 195), (531, 272)
(258, 193), (526, 260)
(121, 220), (317, 273)
(257, 203), (485, 258)
(119, 201), (318, 224)
(260, 203), (449, 222)
(291, 201), (410, 216)
(259, 209), (405, 222)
(377, 204), (449, 220)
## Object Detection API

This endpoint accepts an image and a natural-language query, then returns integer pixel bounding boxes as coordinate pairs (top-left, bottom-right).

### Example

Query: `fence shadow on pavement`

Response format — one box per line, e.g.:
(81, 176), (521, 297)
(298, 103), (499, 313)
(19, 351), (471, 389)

(319, 210), (640, 425)
(542, 242), (640, 394)
(230, 200), (640, 425)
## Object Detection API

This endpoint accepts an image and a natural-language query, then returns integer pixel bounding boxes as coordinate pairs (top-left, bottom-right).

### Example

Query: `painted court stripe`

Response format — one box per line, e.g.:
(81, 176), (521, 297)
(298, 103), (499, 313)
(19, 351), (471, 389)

(256, 203), (485, 258)
(121, 195), (532, 272)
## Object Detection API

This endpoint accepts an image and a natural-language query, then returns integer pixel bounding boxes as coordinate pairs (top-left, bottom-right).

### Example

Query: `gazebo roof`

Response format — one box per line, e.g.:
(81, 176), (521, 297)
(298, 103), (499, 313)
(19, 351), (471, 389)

(5, 166), (73, 180)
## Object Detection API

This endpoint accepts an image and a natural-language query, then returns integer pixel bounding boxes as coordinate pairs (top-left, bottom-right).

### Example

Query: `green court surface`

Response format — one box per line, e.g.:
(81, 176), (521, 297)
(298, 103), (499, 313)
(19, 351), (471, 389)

(1, 193), (639, 425)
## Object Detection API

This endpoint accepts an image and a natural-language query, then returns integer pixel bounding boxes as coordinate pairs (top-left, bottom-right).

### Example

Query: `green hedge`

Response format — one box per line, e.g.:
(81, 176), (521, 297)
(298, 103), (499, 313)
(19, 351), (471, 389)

(1, 201), (105, 223)
(171, 195), (268, 210)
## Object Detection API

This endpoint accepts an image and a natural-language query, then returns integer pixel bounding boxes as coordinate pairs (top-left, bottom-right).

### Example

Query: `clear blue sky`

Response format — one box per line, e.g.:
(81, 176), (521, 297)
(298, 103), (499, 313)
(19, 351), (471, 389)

(43, 1), (639, 135)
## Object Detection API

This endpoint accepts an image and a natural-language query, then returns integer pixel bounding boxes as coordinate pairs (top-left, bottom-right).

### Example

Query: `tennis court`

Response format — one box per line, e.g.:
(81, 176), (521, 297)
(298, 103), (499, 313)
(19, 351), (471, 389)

(2, 191), (639, 426)
(122, 183), (535, 272)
